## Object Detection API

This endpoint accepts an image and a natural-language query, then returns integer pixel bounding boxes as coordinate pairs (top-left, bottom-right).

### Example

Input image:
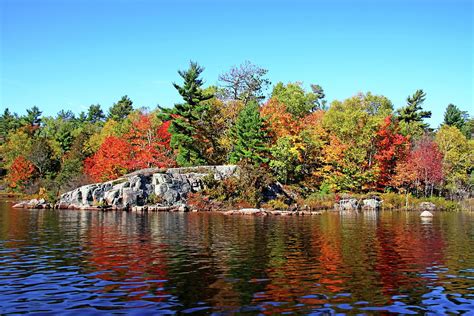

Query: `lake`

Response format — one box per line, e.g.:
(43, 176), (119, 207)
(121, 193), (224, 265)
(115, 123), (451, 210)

(1, 200), (473, 314)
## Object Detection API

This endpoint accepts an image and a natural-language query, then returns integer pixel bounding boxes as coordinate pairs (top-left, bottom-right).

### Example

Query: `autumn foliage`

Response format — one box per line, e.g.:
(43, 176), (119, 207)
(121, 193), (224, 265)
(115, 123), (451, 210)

(7, 156), (36, 189)
(84, 114), (175, 182)
(374, 115), (409, 189)
(392, 137), (444, 195)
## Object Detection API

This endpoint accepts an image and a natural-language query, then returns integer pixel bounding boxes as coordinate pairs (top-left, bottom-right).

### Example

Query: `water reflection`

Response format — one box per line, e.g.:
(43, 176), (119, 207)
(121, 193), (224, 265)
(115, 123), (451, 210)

(0, 201), (473, 314)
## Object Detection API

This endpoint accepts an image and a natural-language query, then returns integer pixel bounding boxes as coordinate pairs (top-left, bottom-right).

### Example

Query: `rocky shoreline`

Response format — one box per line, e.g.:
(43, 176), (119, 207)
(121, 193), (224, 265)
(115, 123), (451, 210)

(11, 165), (441, 214)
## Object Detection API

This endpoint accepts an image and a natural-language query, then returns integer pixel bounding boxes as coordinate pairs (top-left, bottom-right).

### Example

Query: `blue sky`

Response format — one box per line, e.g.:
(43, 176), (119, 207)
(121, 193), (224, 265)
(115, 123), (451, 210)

(1, 0), (472, 127)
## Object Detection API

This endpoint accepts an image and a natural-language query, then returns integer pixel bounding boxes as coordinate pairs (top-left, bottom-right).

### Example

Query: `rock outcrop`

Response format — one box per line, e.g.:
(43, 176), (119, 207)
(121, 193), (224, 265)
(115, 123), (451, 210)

(56, 165), (238, 210)
(13, 198), (52, 209)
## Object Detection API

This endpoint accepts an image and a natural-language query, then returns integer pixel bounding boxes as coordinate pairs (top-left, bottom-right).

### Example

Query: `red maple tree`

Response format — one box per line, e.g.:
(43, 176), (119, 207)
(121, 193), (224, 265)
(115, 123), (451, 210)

(7, 156), (36, 189)
(85, 114), (175, 182)
(374, 115), (409, 190)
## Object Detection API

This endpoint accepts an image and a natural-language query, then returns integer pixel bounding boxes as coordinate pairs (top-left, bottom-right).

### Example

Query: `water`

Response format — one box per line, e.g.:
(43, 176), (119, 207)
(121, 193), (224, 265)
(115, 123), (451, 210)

(1, 200), (473, 314)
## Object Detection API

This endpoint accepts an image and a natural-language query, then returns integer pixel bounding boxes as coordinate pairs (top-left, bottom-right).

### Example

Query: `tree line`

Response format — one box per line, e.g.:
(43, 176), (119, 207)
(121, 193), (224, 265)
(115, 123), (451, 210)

(1, 61), (473, 203)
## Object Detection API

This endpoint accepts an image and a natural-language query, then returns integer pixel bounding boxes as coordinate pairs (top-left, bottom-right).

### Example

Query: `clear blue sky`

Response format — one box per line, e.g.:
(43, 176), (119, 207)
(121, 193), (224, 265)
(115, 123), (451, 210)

(1, 0), (472, 127)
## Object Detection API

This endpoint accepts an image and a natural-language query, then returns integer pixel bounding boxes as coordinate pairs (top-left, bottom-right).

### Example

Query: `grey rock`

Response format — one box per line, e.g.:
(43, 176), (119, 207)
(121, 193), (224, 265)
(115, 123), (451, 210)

(419, 202), (436, 212)
(338, 198), (359, 211)
(362, 198), (382, 210)
(54, 165), (238, 210)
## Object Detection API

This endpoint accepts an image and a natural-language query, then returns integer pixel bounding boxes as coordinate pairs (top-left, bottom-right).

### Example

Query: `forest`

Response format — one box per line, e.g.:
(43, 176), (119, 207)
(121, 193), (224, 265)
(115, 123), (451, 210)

(1, 61), (473, 209)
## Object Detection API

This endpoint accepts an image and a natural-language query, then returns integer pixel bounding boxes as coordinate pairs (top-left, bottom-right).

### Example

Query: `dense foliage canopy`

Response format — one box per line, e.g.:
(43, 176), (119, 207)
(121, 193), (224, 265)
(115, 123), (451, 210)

(1, 62), (473, 203)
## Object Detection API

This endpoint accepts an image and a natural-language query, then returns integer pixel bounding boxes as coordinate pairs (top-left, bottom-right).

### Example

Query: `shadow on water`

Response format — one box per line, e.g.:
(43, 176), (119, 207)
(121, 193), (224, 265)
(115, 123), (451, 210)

(1, 199), (473, 314)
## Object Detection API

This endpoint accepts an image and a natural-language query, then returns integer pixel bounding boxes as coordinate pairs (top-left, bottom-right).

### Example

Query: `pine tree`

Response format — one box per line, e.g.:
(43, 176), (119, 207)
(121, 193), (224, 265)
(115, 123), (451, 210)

(443, 103), (466, 130)
(396, 89), (431, 138)
(229, 101), (269, 164)
(108, 95), (133, 121)
(164, 61), (213, 167)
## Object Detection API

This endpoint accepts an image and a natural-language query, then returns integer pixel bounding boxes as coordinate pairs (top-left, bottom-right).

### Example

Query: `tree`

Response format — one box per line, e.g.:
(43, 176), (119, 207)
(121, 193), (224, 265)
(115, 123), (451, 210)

(21, 106), (42, 134)
(397, 89), (431, 138)
(87, 104), (106, 123)
(443, 104), (467, 130)
(270, 135), (305, 184)
(84, 136), (133, 182)
(164, 61), (213, 167)
(271, 82), (320, 118)
(124, 114), (175, 170)
(393, 137), (443, 197)
(108, 95), (133, 121)
(310, 84), (327, 110)
(6, 156), (36, 189)
(322, 93), (394, 191)
(229, 101), (269, 164)
(260, 98), (299, 140)
(462, 118), (474, 139)
(218, 61), (271, 105)
(0, 108), (21, 141)
(28, 138), (58, 176)
(374, 115), (409, 190)
(0, 129), (33, 170)
(435, 125), (473, 198)
(57, 110), (75, 121)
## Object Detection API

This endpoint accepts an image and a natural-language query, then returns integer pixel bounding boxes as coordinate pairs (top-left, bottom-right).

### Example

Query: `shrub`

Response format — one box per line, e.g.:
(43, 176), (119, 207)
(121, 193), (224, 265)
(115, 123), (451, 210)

(262, 198), (289, 210)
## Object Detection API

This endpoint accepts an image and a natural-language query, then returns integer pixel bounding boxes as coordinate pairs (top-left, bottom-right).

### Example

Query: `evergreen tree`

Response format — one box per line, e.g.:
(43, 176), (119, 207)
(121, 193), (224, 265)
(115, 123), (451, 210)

(56, 110), (75, 121)
(0, 108), (20, 141)
(164, 61), (213, 166)
(87, 104), (106, 123)
(443, 103), (467, 130)
(22, 106), (42, 127)
(229, 101), (269, 164)
(396, 89), (431, 138)
(108, 95), (133, 121)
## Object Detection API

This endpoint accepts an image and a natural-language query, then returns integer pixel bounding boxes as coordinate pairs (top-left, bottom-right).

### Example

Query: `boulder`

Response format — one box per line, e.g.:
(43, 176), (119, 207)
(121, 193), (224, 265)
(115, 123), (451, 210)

(420, 210), (434, 217)
(362, 198), (382, 210)
(419, 202), (436, 212)
(338, 198), (359, 211)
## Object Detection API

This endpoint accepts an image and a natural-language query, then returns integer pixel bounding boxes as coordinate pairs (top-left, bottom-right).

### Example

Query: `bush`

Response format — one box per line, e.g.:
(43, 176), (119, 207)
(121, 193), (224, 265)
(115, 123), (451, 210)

(418, 196), (460, 211)
(303, 191), (335, 210)
(262, 198), (289, 210)
(380, 192), (408, 209)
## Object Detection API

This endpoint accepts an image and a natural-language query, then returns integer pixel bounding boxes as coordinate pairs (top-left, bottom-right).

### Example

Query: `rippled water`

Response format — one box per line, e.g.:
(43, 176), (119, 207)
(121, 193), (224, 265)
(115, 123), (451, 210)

(1, 200), (474, 314)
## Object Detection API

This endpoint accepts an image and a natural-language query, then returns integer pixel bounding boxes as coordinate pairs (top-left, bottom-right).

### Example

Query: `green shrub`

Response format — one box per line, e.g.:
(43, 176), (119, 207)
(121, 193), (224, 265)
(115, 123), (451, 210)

(262, 198), (289, 210)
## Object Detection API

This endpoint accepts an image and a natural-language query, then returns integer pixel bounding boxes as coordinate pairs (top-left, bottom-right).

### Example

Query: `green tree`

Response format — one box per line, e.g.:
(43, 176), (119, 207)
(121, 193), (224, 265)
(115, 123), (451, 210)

(0, 108), (21, 141)
(57, 110), (75, 121)
(229, 101), (269, 164)
(270, 135), (303, 184)
(22, 106), (42, 127)
(397, 89), (431, 138)
(0, 129), (33, 170)
(435, 125), (474, 198)
(87, 104), (106, 123)
(271, 82), (323, 118)
(443, 104), (467, 130)
(462, 117), (474, 139)
(108, 95), (133, 121)
(163, 61), (213, 166)
(28, 138), (58, 176)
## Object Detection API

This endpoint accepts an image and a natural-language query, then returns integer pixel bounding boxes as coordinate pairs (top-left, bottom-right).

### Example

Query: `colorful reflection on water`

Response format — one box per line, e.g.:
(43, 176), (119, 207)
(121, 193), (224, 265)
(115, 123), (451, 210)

(1, 201), (473, 314)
